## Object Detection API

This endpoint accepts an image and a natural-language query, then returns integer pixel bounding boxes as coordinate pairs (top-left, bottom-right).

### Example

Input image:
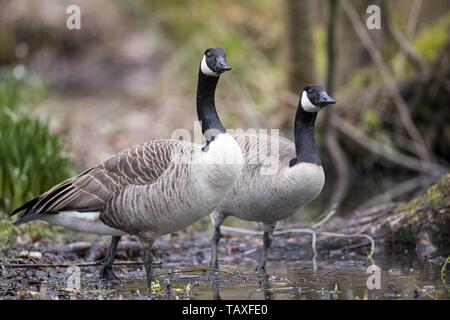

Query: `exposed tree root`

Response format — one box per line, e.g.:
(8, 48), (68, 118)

(221, 224), (376, 266)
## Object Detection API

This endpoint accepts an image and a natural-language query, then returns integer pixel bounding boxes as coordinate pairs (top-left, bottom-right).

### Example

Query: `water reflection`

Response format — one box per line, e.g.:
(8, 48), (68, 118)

(111, 254), (449, 300)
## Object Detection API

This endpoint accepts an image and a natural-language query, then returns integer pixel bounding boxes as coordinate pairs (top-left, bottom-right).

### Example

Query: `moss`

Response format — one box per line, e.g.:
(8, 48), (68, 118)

(385, 173), (450, 249)
(412, 13), (450, 63)
(423, 184), (443, 206)
(395, 174), (448, 215)
(392, 12), (450, 75)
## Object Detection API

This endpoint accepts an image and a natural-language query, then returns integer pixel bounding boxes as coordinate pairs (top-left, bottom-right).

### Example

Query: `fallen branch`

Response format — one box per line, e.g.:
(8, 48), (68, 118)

(356, 175), (436, 210)
(275, 228), (375, 259)
(4, 261), (162, 268)
(332, 115), (446, 174)
(413, 283), (436, 300)
(221, 225), (376, 263)
(221, 226), (262, 236)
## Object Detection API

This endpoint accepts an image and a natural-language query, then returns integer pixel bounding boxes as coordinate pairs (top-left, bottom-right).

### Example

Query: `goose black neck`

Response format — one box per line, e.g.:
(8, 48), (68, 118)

(196, 71), (226, 141)
(290, 108), (321, 166)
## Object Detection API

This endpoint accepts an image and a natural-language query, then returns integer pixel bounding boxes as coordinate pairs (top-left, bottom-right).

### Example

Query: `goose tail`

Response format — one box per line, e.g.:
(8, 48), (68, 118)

(9, 197), (40, 225)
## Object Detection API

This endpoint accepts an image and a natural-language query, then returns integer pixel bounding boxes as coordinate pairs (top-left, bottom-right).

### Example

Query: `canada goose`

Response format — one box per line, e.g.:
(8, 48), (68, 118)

(209, 85), (336, 271)
(10, 48), (243, 284)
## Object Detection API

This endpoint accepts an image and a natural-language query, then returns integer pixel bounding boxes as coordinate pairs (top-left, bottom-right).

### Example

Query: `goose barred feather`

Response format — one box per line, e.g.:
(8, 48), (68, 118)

(12, 140), (185, 222)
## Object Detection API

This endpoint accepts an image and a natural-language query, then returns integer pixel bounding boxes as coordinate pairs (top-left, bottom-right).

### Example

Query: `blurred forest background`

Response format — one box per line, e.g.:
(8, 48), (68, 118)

(0, 0), (449, 244)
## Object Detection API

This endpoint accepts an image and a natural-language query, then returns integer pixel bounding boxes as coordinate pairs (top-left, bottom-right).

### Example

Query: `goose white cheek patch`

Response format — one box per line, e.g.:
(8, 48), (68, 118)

(201, 55), (217, 76)
(301, 91), (320, 112)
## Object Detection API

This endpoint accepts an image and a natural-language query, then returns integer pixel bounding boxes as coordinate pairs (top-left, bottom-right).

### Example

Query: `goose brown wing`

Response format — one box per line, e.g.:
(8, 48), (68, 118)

(11, 140), (180, 223)
(233, 133), (295, 173)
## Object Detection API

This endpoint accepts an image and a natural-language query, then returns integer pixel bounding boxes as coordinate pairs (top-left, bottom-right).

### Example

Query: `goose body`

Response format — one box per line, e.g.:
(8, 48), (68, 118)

(11, 48), (242, 283)
(29, 137), (241, 237)
(217, 134), (325, 225)
(210, 85), (335, 271)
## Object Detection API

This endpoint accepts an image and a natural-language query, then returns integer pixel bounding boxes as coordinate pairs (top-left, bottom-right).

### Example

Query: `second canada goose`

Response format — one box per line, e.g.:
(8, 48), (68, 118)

(209, 85), (336, 271)
(10, 48), (243, 284)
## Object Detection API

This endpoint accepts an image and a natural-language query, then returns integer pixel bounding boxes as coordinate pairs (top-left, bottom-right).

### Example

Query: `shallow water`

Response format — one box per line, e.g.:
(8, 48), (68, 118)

(2, 242), (448, 300)
(107, 254), (449, 300)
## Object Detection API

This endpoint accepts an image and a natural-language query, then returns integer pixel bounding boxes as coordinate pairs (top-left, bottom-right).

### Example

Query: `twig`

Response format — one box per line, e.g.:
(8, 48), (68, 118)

(312, 203), (338, 229)
(318, 268), (338, 280)
(413, 283), (436, 300)
(325, 126), (350, 210)
(340, 0), (431, 167)
(4, 261), (161, 268)
(275, 228), (375, 259)
(221, 225), (375, 260)
(318, 232), (375, 259)
(221, 226), (262, 236)
(441, 255), (450, 293)
(312, 232), (317, 270)
(157, 267), (251, 280)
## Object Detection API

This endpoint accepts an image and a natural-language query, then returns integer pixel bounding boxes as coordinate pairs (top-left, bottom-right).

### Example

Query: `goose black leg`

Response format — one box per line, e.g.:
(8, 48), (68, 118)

(210, 211), (225, 269)
(256, 223), (275, 274)
(138, 234), (156, 287)
(210, 227), (222, 269)
(143, 247), (155, 285)
(99, 236), (121, 280)
(212, 278), (222, 300)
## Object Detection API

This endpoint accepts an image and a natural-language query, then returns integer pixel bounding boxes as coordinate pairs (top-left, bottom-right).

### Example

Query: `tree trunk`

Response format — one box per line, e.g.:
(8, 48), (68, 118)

(276, 0), (315, 133)
(284, 0), (314, 93)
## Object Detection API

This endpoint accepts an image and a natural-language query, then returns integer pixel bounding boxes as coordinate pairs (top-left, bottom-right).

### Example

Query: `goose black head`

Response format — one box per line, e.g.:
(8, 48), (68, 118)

(201, 48), (232, 76)
(300, 85), (336, 113)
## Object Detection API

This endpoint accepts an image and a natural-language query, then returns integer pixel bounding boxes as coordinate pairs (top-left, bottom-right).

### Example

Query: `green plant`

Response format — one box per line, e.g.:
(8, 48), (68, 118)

(0, 76), (74, 215)
(442, 255), (450, 293)
(0, 74), (46, 111)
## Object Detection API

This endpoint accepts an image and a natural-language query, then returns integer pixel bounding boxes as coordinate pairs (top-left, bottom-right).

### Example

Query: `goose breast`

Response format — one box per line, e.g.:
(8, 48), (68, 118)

(217, 133), (324, 224)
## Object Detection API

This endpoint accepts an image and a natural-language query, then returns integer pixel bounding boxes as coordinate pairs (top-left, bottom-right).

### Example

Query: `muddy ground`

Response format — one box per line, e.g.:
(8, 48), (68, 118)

(1, 231), (449, 300)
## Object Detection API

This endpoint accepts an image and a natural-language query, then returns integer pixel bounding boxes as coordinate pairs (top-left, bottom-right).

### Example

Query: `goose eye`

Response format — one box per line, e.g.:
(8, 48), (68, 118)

(206, 52), (211, 57)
